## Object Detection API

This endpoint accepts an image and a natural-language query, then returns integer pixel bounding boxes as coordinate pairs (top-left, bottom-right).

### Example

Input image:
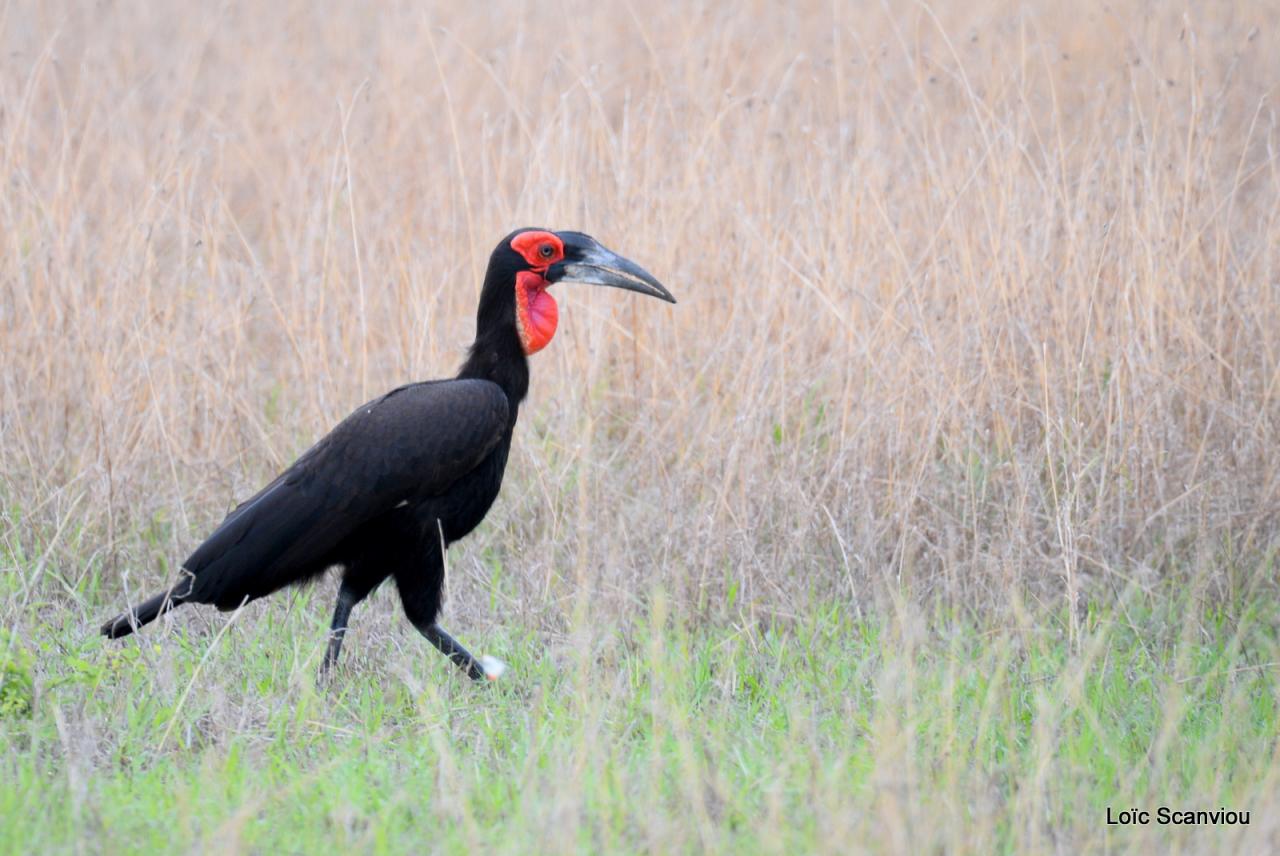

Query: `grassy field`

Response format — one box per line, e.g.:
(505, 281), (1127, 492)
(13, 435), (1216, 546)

(3, 0), (1280, 852)
(4, 582), (1280, 852)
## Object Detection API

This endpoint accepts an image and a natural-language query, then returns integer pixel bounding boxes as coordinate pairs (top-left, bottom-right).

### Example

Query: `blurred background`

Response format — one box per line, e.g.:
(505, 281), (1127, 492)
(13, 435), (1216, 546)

(3, 1), (1277, 634)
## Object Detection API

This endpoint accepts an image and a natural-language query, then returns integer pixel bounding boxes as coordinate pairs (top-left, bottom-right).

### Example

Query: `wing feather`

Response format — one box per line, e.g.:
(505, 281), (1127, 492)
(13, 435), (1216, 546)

(184, 379), (508, 607)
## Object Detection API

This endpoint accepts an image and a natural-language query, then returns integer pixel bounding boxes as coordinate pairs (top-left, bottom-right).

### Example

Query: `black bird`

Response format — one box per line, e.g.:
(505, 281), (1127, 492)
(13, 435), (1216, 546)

(100, 229), (674, 680)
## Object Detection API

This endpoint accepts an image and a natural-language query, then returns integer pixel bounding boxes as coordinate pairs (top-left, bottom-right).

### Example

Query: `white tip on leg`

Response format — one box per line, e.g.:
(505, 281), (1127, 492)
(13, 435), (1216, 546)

(479, 655), (507, 681)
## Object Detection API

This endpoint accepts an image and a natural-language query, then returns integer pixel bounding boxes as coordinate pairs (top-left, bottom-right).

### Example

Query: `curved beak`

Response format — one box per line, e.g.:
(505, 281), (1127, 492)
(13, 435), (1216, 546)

(546, 231), (676, 304)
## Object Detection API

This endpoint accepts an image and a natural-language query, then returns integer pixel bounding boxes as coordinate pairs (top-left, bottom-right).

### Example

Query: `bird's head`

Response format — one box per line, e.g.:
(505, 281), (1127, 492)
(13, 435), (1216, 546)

(479, 228), (675, 355)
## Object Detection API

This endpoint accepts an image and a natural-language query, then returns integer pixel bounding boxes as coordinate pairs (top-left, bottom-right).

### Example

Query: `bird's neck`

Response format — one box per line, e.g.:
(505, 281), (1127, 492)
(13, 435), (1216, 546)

(457, 326), (530, 410)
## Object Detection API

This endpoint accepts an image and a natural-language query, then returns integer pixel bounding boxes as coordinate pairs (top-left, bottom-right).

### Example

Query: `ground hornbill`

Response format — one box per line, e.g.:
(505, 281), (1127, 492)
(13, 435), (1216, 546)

(100, 229), (674, 680)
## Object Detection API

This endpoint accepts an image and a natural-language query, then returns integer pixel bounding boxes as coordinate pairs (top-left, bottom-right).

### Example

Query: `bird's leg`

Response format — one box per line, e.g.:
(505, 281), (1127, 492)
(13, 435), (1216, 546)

(418, 623), (488, 681)
(321, 585), (359, 677)
(395, 550), (502, 682)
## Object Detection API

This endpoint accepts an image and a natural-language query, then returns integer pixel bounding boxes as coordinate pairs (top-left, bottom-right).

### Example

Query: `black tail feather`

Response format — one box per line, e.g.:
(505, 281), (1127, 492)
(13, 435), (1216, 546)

(100, 580), (191, 638)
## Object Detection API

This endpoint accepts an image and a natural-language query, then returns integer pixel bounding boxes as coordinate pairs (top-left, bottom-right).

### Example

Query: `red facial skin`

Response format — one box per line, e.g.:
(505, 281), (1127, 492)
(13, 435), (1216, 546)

(509, 231), (565, 355)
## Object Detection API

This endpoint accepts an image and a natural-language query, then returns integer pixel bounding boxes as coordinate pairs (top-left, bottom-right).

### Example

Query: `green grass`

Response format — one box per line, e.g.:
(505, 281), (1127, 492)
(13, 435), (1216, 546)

(2, 587), (1276, 853)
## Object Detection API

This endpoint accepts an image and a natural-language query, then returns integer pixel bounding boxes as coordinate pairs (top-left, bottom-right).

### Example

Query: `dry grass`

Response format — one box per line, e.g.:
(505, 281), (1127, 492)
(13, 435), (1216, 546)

(4, 1), (1279, 623)
(2, 1), (1280, 852)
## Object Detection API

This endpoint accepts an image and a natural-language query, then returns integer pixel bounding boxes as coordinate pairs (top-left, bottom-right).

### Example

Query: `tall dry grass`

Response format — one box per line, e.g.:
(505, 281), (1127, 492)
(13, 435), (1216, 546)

(2, 0), (1279, 636)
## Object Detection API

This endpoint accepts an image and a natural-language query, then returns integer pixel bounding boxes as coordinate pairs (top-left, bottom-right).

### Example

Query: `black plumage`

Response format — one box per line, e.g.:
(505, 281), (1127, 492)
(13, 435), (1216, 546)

(99, 228), (674, 680)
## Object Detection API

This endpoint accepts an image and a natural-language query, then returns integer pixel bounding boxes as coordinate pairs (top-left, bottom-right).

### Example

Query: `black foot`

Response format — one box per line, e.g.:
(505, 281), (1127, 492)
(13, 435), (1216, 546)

(419, 623), (505, 682)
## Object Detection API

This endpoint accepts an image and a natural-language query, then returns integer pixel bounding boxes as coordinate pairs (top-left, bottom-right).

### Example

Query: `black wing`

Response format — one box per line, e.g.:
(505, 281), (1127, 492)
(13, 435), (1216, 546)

(184, 379), (509, 608)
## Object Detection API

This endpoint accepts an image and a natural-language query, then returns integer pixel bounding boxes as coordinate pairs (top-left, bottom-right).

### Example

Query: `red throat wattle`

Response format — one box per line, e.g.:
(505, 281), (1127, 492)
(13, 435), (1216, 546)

(515, 271), (558, 355)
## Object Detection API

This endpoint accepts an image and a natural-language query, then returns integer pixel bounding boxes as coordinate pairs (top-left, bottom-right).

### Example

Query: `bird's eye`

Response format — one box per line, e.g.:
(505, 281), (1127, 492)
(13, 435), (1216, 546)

(539, 244), (554, 259)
